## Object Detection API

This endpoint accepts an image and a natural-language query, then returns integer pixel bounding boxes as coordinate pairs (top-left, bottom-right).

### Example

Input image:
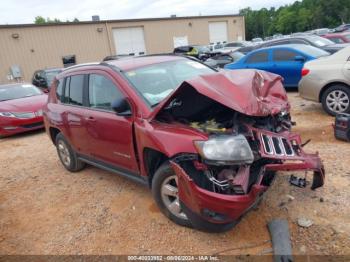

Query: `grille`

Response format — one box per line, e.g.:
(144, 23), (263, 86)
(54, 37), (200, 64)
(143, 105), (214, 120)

(261, 134), (294, 156)
(13, 112), (36, 119)
(20, 122), (44, 129)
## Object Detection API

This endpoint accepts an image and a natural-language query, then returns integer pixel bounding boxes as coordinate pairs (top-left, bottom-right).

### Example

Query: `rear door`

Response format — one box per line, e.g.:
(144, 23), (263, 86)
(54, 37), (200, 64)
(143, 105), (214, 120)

(84, 71), (139, 173)
(271, 48), (304, 87)
(343, 55), (350, 82)
(61, 74), (91, 155)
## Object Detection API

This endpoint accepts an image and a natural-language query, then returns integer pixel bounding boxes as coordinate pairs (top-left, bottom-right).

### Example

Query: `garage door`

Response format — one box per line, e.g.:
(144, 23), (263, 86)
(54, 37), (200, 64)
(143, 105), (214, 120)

(112, 27), (146, 56)
(209, 22), (228, 44)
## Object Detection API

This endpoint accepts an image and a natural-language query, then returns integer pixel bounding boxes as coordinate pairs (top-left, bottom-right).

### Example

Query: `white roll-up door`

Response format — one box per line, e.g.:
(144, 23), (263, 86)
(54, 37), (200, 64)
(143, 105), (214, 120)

(112, 27), (146, 56)
(209, 22), (228, 44)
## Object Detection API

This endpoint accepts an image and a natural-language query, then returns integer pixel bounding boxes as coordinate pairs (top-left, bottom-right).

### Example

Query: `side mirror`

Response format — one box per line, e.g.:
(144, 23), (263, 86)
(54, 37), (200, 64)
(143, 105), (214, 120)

(111, 98), (132, 117)
(294, 55), (305, 62)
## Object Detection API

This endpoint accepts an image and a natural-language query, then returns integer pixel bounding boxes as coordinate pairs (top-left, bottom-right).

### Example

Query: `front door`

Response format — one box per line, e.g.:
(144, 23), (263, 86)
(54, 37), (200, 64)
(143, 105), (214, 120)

(84, 72), (139, 173)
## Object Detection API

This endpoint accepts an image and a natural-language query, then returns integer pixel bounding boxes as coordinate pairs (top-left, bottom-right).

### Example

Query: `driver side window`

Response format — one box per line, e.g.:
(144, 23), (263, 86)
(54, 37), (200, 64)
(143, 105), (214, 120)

(88, 74), (123, 111)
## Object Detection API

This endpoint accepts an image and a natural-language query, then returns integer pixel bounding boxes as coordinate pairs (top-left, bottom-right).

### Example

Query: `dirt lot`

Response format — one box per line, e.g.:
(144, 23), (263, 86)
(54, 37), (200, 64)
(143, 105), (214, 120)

(0, 92), (349, 256)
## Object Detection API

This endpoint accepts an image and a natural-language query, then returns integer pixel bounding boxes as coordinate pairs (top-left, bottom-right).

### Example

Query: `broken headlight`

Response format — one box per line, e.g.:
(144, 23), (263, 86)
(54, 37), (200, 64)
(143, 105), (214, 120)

(194, 135), (254, 165)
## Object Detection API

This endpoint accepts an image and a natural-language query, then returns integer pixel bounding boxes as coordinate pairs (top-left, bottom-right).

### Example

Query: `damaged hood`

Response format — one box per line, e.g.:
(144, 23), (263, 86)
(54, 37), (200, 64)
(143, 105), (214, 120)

(150, 69), (290, 119)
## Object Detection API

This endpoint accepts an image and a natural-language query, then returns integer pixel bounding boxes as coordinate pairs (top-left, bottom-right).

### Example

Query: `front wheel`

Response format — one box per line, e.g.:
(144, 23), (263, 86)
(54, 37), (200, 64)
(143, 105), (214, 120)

(152, 162), (191, 228)
(152, 162), (238, 232)
(321, 85), (350, 116)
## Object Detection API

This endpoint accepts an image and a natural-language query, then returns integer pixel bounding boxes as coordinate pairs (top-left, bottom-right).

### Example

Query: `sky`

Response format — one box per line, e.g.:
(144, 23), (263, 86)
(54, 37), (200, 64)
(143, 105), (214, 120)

(0, 0), (296, 25)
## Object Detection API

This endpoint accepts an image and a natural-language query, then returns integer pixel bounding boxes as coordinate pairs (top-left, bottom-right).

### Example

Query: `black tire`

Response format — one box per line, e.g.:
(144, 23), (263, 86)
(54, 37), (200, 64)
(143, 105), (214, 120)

(152, 161), (192, 228)
(55, 133), (85, 172)
(321, 85), (350, 116)
(181, 202), (239, 233)
(152, 162), (238, 233)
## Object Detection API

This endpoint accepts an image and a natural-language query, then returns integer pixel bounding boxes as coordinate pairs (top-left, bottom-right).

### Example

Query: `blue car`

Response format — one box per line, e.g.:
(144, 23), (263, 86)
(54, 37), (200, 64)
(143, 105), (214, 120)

(224, 44), (329, 88)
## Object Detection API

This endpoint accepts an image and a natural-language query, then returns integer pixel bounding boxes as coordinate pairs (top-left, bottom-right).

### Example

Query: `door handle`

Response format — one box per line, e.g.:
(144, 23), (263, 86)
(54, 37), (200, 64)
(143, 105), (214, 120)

(85, 116), (96, 122)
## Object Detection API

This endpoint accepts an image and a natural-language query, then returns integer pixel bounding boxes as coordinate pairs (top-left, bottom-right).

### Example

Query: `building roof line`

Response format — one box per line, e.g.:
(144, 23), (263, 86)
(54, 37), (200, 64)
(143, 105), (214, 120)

(0, 14), (241, 29)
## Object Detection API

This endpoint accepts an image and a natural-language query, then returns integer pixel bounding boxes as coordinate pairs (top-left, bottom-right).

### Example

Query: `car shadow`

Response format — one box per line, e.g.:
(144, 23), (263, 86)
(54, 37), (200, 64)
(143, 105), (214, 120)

(0, 128), (46, 141)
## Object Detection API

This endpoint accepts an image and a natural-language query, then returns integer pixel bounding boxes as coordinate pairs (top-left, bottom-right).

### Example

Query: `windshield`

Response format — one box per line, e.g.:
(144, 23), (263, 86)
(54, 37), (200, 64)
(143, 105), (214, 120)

(295, 45), (330, 57)
(45, 70), (61, 87)
(308, 36), (334, 47)
(0, 84), (42, 102)
(124, 60), (215, 107)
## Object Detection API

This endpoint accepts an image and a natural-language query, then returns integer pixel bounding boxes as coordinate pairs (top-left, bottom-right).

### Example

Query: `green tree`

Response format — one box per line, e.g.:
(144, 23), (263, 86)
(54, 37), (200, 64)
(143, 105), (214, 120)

(240, 0), (350, 40)
(34, 16), (46, 24)
(34, 16), (66, 24)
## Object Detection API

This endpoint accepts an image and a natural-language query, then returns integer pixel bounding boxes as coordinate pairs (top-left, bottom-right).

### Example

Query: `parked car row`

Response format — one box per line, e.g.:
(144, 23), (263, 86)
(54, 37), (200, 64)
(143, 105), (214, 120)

(237, 35), (348, 54)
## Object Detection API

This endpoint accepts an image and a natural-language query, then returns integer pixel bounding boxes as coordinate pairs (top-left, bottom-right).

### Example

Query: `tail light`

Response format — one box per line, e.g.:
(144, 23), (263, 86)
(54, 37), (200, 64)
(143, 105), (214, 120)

(301, 68), (310, 77)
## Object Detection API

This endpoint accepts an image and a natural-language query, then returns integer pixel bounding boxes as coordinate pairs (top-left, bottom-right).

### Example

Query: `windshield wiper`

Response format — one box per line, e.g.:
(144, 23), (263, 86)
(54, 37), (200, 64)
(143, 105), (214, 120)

(151, 102), (160, 108)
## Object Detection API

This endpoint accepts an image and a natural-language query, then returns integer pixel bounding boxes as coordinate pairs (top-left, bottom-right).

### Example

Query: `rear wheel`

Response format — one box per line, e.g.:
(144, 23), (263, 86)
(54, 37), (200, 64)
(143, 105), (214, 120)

(55, 133), (85, 172)
(321, 85), (350, 116)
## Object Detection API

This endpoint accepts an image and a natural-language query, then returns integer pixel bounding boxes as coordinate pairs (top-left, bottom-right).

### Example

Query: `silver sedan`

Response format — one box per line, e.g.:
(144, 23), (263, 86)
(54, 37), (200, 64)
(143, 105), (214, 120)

(299, 46), (350, 116)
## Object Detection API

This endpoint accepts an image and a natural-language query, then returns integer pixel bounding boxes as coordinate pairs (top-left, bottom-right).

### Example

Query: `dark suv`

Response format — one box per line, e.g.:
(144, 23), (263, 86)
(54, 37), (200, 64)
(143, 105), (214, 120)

(44, 55), (325, 232)
(32, 68), (62, 91)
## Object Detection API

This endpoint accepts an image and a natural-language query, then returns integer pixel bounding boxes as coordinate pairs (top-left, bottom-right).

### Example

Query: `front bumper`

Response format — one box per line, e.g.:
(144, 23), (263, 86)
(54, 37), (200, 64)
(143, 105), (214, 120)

(172, 161), (268, 224)
(173, 129), (325, 224)
(0, 116), (44, 137)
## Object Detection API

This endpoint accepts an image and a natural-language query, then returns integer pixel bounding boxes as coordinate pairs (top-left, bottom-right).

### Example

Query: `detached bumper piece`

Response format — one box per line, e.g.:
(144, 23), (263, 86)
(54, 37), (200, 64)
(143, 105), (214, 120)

(289, 175), (307, 188)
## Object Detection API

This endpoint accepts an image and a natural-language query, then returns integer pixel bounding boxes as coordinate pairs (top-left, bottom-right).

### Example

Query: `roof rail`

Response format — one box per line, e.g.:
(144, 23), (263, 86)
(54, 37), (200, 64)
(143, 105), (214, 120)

(62, 62), (100, 72)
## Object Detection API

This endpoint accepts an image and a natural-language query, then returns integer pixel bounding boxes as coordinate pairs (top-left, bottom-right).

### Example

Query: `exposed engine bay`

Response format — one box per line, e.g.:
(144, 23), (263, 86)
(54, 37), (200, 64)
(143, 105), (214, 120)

(156, 85), (324, 196)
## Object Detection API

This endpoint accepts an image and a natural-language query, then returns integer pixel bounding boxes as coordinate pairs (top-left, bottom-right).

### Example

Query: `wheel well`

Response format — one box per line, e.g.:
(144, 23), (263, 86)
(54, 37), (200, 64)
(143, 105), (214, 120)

(319, 82), (349, 102)
(143, 148), (169, 188)
(49, 127), (61, 145)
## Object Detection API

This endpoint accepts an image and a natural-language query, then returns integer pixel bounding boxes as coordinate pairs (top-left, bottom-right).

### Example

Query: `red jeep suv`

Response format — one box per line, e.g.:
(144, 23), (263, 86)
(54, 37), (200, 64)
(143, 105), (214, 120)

(44, 55), (325, 232)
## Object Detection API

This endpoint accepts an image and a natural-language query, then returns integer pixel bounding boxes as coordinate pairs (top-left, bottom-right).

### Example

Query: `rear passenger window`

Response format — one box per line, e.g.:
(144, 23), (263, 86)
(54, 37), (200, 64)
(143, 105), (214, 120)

(273, 50), (299, 61)
(56, 80), (63, 102)
(246, 51), (268, 63)
(88, 74), (123, 111)
(68, 75), (84, 106)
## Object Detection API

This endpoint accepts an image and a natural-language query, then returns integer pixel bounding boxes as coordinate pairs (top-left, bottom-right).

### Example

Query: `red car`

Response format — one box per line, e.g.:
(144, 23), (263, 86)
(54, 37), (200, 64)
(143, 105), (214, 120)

(44, 56), (325, 232)
(0, 83), (47, 137)
(323, 32), (350, 43)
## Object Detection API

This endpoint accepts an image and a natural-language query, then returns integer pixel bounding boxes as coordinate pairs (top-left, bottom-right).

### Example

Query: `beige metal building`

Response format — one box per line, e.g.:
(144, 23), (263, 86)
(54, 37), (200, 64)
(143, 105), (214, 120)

(0, 14), (245, 83)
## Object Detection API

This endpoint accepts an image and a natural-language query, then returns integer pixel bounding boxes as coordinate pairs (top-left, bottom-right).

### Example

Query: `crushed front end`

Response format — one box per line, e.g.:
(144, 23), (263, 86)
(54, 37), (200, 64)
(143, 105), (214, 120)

(152, 70), (325, 225)
(167, 110), (324, 224)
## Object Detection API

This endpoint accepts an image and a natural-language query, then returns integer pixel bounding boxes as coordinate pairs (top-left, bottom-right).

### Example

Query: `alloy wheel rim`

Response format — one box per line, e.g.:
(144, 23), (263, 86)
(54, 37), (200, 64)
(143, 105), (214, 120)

(58, 141), (71, 167)
(160, 175), (188, 220)
(326, 90), (349, 113)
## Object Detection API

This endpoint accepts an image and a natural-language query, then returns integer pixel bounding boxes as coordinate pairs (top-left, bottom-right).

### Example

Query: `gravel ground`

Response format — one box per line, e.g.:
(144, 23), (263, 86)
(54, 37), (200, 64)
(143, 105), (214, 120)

(0, 92), (349, 255)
